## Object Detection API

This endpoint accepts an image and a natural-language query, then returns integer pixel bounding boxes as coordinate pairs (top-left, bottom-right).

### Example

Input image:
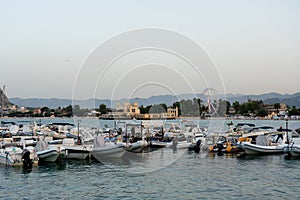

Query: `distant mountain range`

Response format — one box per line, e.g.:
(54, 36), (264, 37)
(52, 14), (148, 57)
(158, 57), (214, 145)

(9, 92), (300, 109)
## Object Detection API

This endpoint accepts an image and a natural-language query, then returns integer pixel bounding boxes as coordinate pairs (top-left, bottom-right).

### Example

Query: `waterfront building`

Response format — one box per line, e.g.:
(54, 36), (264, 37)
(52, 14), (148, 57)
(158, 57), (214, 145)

(115, 102), (140, 118)
(167, 107), (178, 118)
(264, 103), (287, 115)
(101, 102), (178, 120)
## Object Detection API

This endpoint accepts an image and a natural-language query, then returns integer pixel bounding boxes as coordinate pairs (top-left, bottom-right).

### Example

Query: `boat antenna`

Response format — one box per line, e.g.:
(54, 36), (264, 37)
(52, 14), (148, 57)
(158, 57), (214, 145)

(285, 114), (289, 146)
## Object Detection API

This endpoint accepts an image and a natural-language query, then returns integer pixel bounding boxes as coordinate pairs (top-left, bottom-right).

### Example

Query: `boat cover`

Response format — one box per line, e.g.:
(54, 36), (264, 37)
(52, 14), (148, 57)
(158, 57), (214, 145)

(36, 140), (48, 151)
(256, 135), (269, 146)
(93, 135), (105, 148)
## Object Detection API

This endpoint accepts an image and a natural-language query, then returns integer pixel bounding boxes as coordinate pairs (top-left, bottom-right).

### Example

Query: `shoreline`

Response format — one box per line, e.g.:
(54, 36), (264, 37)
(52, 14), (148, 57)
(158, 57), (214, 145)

(1, 116), (299, 121)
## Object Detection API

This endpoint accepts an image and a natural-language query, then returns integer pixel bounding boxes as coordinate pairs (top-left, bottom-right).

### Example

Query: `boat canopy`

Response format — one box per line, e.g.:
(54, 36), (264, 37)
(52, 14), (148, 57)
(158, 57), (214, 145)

(250, 126), (274, 131)
(48, 122), (75, 126)
(126, 123), (141, 127)
(1, 121), (16, 125)
(236, 123), (255, 127)
(277, 128), (292, 132)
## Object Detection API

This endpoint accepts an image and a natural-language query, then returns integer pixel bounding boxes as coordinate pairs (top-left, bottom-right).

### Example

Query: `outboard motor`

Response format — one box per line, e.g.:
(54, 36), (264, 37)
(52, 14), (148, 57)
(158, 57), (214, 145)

(117, 128), (122, 135)
(217, 142), (224, 153)
(215, 141), (225, 156)
(194, 139), (201, 153)
(22, 149), (32, 169)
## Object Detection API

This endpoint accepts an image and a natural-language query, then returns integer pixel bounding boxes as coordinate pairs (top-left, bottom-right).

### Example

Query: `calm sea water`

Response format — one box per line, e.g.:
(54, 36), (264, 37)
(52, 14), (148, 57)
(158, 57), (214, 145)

(1, 118), (300, 199)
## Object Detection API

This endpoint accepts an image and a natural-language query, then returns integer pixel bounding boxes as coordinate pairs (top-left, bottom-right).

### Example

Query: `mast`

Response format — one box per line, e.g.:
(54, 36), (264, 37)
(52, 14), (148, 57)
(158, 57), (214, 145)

(77, 120), (80, 144)
(76, 119), (82, 145)
(285, 114), (289, 145)
(1, 85), (5, 118)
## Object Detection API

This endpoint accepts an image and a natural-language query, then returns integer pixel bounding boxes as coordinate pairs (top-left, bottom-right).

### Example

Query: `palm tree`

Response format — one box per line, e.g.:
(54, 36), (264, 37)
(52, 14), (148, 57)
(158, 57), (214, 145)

(232, 101), (240, 114)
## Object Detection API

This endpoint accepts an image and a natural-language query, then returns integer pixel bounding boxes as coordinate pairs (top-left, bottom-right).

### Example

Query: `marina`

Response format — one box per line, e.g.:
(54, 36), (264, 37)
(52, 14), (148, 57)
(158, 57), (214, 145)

(1, 1), (299, 199)
(1, 118), (300, 199)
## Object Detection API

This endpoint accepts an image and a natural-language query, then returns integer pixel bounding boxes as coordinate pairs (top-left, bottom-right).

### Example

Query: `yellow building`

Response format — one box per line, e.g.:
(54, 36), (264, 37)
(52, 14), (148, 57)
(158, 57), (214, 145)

(167, 107), (178, 118)
(115, 102), (140, 118)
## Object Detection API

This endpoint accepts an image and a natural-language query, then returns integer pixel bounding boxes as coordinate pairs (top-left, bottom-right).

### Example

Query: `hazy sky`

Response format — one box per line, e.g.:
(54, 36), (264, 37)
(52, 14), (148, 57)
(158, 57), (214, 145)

(1, 0), (299, 99)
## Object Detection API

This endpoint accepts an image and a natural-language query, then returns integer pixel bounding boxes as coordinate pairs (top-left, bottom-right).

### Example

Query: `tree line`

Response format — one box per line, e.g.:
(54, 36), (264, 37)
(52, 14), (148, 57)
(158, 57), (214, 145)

(99, 98), (300, 117)
(97, 98), (264, 117)
(5, 99), (300, 118)
(7, 105), (74, 118)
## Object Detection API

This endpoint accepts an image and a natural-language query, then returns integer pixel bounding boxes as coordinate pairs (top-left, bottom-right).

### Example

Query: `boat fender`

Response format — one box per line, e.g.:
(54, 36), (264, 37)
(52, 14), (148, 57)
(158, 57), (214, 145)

(239, 137), (250, 142)
(226, 146), (232, 152)
(117, 137), (122, 143)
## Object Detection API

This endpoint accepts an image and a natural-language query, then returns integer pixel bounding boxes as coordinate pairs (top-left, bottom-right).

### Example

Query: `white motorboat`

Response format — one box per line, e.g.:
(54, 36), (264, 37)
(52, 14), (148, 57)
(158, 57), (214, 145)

(125, 140), (148, 153)
(239, 126), (299, 155)
(242, 135), (287, 155)
(0, 146), (38, 167)
(149, 140), (167, 149)
(242, 142), (287, 155)
(40, 122), (75, 139)
(225, 122), (255, 137)
(62, 138), (92, 160)
(92, 135), (125, 162)
(123, 122), (147, 153)
(64, 146), (92, 160)
(0, 147), (23, 166)
(36, 148), (60, 162)
(241, 126), (276, 139)
(36, 139), (61, 162)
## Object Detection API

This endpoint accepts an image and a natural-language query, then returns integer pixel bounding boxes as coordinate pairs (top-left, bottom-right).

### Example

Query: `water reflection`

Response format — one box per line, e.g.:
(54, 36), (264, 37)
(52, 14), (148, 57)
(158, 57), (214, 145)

(94, 148), (187, 174)
(206, 152), (236, 159)
(37, 162), (66, 172)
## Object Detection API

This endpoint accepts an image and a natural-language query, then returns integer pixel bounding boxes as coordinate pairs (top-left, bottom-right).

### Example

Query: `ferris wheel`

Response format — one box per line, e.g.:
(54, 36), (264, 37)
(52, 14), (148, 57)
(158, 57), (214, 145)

(202, 88), (219, 116)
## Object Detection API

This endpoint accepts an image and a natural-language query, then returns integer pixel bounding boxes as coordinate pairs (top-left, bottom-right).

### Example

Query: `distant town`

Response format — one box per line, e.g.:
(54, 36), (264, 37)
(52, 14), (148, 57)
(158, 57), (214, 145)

(1, 86), (299, 120)
(1, 98), (299, 120)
